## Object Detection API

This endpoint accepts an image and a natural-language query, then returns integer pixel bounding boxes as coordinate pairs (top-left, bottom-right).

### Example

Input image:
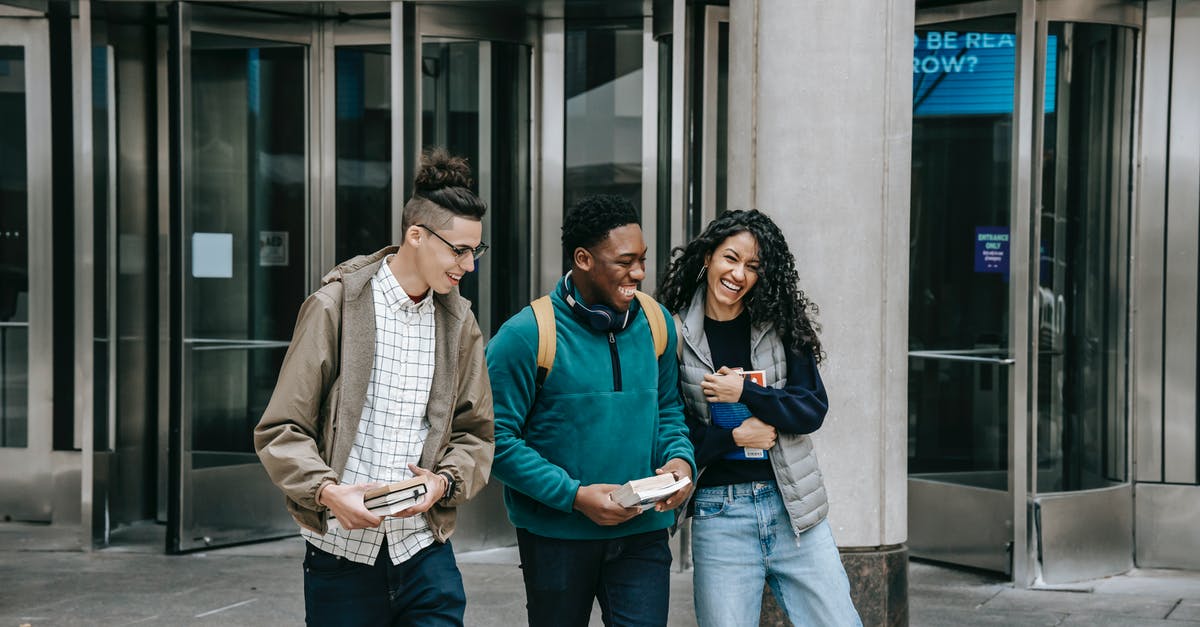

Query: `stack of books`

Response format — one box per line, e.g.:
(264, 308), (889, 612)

(609, 474), (692, 510)
(327, 477), (428, 530)
(709, 369), (769, 460)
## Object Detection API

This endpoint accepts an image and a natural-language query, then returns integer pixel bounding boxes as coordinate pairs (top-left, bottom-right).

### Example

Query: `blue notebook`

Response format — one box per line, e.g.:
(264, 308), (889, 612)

(709, 402), (768, 461)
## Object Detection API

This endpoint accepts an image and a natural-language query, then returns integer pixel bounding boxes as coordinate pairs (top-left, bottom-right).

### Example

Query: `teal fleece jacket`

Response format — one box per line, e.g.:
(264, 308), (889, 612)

(486, 287), (695, 540)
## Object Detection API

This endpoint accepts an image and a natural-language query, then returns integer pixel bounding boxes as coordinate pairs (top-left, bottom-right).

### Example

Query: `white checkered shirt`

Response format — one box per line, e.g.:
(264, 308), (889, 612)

(302, 257), (438, 565)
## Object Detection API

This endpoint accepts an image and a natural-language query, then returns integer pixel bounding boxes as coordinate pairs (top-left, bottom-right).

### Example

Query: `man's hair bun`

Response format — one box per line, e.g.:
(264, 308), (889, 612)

(402, 147), (487, 227)
(414, 147), (473, 192)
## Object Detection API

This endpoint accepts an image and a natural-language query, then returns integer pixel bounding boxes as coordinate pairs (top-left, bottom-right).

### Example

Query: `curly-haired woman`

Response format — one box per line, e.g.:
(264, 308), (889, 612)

(657, 209), (861, 627)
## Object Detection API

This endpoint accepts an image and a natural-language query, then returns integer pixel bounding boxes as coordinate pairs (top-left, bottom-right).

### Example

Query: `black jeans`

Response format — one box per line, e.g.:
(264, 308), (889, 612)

(516, 527), (672, 627)
(302, 540), (466, 627)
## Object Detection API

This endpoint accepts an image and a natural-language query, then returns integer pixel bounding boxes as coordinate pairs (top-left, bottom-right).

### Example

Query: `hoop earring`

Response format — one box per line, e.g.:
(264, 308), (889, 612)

(696, 265), (708, 282)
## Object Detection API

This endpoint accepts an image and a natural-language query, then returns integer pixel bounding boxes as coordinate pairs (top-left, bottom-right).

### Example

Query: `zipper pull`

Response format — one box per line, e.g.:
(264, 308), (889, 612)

(608, 332), (616, 344)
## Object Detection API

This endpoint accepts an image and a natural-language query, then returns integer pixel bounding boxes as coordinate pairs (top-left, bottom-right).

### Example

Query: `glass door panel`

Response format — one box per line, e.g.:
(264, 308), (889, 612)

(0, 19), (52, 522)
(1036, 23), (1133, 493)
(908, 14), (1020, 573)
(335, 44), (391, 261)
(910, 15), (1019, 479)
(172, 23), (309, 551)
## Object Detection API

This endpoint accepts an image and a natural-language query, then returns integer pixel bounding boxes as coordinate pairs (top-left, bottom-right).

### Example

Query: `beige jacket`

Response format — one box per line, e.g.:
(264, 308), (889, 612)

(254, 247), (494, 540)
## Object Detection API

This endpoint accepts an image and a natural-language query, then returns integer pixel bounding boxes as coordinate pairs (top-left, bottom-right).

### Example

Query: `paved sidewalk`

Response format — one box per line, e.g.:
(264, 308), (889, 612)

(1, 522), (1198, 626)
(908, 559), (1200, 626)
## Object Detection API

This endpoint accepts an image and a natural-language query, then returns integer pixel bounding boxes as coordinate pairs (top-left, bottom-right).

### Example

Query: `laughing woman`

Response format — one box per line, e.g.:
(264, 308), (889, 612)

(657, 209), (861, 627)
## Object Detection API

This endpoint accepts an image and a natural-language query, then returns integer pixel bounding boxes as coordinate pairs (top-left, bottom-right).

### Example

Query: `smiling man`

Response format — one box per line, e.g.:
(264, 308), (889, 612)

(255, 149), (494, 626)
(486, 194), (695, 627)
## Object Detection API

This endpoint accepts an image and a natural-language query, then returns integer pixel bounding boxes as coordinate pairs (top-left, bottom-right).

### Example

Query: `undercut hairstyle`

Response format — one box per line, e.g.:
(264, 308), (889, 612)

(401, 148), (488, 232)
(561, 194), (641, 260)
(656, 209), (825, 362)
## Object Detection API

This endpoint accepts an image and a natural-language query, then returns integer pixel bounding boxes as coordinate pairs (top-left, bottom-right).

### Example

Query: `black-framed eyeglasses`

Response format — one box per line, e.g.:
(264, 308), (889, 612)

(418, 224), (489, 261)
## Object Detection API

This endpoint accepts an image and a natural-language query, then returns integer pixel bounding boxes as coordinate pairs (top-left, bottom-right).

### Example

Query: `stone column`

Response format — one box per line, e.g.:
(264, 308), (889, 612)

(728, 2), (914, 625)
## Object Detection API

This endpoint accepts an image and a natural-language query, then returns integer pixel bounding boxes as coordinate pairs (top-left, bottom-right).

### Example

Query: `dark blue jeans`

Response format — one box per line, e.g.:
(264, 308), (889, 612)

(516, 527), (672, 627)
(303, 540), (466, 627)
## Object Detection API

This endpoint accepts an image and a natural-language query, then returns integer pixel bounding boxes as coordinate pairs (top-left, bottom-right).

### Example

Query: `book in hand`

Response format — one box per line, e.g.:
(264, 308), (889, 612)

(609, 474), (692, 511)
(326, 477), (428, 530)
(708, 369), (769, 461)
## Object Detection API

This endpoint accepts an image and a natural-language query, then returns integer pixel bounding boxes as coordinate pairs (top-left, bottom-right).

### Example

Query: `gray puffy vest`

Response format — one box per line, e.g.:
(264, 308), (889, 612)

(676, 286), (829, 535)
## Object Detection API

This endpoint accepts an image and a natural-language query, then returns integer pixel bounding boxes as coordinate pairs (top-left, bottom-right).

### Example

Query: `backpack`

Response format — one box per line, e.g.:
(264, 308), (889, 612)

(530, 291), (668, 391)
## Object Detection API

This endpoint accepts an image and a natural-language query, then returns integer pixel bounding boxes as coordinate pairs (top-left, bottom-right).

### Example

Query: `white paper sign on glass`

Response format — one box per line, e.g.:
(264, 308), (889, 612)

(192, 232), (233, 278)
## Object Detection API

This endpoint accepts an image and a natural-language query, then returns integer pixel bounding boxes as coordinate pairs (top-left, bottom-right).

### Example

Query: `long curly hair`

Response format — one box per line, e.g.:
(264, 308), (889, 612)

(656, 209), (824, 362)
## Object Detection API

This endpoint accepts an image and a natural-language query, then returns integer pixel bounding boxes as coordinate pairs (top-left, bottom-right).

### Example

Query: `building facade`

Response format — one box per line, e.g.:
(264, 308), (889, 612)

(0, 0), (1197, 622)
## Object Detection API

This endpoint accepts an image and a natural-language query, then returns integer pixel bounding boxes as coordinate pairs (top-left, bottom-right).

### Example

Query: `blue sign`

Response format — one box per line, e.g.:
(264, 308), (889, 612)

(975, 227), (1010, 275)
(913, 31), (1057, 116)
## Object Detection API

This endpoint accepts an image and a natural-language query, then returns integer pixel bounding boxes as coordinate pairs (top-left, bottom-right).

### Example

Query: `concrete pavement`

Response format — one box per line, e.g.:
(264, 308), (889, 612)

(1, 522), (1198, 626)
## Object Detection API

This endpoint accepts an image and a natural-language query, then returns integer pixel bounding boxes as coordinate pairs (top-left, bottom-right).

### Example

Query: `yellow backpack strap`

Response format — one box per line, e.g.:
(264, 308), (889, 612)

(635, 291), (668, 359)
(530, 296), (556, 390)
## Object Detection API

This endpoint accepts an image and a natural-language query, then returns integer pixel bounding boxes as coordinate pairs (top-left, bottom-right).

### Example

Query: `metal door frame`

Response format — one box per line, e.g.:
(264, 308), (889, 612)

(78, 5), (123, 548)
(0, 14), (54, 523)
(167, 1), (320, 552)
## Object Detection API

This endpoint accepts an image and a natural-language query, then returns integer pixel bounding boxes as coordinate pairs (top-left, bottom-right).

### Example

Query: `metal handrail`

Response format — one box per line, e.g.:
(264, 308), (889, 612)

(184, 337), (291, 352)
(0, 321), (30, 328)
(908, 350), (1016, 365)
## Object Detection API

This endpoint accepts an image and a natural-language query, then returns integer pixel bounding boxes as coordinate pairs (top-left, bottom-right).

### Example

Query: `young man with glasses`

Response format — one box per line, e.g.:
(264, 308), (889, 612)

(486, 194), (695, 626)
(256, 149), (494, 626)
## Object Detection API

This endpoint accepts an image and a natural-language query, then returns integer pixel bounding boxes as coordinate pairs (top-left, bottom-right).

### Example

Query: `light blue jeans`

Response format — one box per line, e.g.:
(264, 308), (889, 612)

(690, 481), (862, 627)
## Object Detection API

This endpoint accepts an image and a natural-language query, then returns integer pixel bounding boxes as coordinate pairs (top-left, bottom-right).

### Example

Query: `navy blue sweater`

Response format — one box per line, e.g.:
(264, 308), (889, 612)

(687, 313), (828, 486)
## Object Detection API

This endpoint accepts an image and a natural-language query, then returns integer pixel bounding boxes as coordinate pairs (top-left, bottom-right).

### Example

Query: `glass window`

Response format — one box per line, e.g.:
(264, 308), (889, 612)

(335, 46), (391, 261)
(0, 46), (27, 448)
(564, 21), (643, 265)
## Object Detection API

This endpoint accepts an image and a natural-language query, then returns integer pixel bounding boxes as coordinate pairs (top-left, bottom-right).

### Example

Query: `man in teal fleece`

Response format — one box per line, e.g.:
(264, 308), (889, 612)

(486, 194), (695, 626)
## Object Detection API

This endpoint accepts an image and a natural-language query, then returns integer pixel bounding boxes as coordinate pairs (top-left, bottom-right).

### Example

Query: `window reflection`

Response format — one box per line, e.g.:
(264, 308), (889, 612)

(564, 21), (643, 266)
(1036, 23), (1134, 491)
